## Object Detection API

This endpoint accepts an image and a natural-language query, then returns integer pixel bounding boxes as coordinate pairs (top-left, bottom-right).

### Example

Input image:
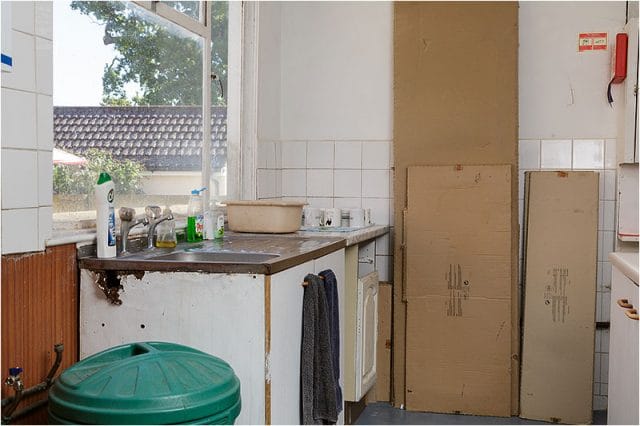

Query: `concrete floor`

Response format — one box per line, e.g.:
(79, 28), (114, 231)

(355, 403), (608, 425)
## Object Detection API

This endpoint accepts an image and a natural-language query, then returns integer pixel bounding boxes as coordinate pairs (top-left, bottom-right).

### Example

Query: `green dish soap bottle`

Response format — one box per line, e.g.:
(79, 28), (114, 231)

(186, 187), (206, 242)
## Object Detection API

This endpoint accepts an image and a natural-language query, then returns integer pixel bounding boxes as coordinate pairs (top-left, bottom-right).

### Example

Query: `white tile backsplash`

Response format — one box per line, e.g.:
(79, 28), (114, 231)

(11, 1), (34, 34)
(37, 94), (53, 150)
(1, 149), (39, 209)
(35, 2), (53, 40)
(603, 170), (616, 201)
(540, 139), (572, 169)
(307, 141), (334, 169)
(257, 169), (277, 199)
(362, 170), (390, 198)
(519, 139), (540, 169)
(2, 31), (36, 92)
(335, 141), (361, 169)
(375, 233), (390, 255)
(362, 197), (390, 226)
(334, 169), (362, 198)
(362, 141), (391, 169)
(281, 141), (307, 168)
(307, 169), (333, 197)
(35, 37), (53, 95)
(38, 206), (53, 250)
(334, 197), (361, 209)
(376, 255), (392, 282)
(604, 139), (616, 169)
(38, 150), (53, 206)
(306, 197), (333, 208)
(257, 141), (273, 169)
(1, 208), (39, 254)
(602, 200), (615, 231)
(573, 139), (604, 169)
(281, 169), (306, 196)
(1, 88), (37, 149)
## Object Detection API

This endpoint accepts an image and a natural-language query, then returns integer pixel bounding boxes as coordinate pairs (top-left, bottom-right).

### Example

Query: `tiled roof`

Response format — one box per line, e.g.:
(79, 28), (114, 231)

(53, 106), (227, 172)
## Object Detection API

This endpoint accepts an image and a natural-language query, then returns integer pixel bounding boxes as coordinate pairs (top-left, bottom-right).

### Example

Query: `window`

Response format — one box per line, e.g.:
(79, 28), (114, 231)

(52, 1), (238, 228)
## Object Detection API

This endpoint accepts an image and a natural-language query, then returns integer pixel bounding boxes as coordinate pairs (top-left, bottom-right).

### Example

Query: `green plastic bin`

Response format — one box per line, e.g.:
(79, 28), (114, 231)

(48, 342), (241, 424)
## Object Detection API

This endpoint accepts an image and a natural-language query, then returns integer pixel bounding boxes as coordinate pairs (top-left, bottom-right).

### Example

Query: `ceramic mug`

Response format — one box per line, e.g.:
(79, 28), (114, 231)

(324, 208), (341, 227)
(348, 208), (365, 228)
(303, 207), (324, 227)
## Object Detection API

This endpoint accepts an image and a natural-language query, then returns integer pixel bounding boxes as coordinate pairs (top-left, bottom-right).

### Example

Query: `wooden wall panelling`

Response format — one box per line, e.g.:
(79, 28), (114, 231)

(1, 244), (79, 424)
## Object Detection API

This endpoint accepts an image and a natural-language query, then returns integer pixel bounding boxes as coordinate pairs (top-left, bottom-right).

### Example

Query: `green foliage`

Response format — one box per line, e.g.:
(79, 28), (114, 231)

(70, 1), (228, 107)
(53, 149), (146, 195)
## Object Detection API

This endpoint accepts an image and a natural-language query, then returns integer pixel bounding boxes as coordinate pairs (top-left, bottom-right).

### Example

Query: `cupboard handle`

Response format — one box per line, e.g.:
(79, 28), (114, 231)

(617, 299), (633, 309)
(625, 309), (639, 321)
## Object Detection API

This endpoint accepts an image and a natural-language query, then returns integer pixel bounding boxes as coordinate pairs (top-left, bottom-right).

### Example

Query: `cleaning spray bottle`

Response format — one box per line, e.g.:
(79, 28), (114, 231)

(187, 187), (206, 242)
(95, 172), (116, 258)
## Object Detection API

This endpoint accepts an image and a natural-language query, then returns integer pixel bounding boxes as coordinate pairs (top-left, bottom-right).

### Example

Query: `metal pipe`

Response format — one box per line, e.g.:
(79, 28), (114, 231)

(3, 398), (48, 424)
(2, 344), (64, 408)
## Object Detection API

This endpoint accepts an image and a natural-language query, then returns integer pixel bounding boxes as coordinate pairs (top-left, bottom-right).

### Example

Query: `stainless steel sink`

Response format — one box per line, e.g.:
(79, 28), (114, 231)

(150, 251), (279, 263)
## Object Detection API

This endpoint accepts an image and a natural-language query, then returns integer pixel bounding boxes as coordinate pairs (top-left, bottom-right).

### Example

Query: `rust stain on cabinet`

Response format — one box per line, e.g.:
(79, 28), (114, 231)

(1, 244), (79, 424)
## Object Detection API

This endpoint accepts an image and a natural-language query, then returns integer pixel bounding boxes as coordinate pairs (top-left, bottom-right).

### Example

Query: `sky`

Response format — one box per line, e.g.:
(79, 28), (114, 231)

(53, 1), (116, 106)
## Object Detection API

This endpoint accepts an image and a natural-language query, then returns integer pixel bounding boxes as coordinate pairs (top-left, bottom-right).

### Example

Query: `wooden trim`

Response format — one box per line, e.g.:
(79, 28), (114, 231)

(264, 275), (271, 425)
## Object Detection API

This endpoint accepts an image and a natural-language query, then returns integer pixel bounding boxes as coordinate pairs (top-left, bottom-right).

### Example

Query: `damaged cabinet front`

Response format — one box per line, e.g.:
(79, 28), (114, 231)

(79, 248), (345, 425)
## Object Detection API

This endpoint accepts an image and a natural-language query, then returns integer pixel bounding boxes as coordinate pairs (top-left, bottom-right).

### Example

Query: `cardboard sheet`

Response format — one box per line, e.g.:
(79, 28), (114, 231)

(392, 2), (519, 412)
(404, 165), (512, 416)
(519, 171), (598, 424)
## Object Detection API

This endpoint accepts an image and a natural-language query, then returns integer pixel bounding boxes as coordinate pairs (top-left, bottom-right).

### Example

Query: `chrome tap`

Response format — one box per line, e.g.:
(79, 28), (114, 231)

(119, 207), (148, 254)
(145, 205), (174, 249)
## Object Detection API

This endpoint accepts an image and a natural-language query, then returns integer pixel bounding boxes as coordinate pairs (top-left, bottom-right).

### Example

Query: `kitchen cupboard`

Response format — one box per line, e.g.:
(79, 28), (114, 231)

(80, 249), (345, 425)
(607, 252), (639, 425)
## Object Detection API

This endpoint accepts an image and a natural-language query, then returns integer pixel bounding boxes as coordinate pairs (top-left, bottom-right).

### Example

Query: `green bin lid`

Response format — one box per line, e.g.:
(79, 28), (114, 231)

(48, 342), (241, 424)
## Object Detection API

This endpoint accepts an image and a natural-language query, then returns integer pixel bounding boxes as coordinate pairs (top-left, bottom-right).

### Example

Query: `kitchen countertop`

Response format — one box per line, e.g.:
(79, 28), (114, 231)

(78, 232), (346, 275)
(609, 251), (639, 285)
(296, 224), (389, 246)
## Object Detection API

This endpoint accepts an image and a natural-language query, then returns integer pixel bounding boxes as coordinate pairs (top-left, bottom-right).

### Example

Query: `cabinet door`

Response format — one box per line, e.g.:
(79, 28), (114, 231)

(356, 271), (378, 400)
(608, 267), (639, 425)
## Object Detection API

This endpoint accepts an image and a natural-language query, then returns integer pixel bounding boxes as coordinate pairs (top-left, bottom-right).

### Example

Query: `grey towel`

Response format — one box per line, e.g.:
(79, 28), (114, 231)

(301, 273), (338, 425)
(319, 269), (343, 414)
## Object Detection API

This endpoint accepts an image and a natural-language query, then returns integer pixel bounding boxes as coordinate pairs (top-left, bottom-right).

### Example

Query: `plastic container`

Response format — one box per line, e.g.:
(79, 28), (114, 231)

(48, 342), (241, 425)
(95, 172), (116, 258)
(204, 202), (225, 240)
(226, 200), (305, 233)
(187, 188), (206, 242)
(155, 207), (176, 248)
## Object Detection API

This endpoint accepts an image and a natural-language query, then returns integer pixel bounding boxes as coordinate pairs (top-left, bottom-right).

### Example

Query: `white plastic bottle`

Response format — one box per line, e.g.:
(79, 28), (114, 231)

(95, 172), (116, 258)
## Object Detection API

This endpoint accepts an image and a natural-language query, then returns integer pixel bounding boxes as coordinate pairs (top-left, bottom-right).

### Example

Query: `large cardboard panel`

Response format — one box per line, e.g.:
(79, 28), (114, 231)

(392, 2), (519, 412)
(520, 171), (598, 424)
(404, 165), (512, 416)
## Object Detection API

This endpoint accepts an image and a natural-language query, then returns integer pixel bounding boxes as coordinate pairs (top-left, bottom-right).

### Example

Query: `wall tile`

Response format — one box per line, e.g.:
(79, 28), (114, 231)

(11, 1), (34, 34)
(603, 170), (616, 201)
(376, 255), (392, 282)
(602, 231), (615, 263)
(306, 197), (333, 208)
(257, 169), (276, 199)
(362, 197), (390, 226)
(38, 206), (52, 250)
(1, 208), (39, 254)
(540, 139), (572, 169)
(573, 139), (604, 169)
(1, 88), (37, 149)
(1, 149), (39, 209)
(362, 170), (390, 198)
(38, 150), (52, 206)
(601, 291), (611, 322)
(281, 141), (307, 168)
(334, 197), (361, 209)
(519, 139), (540, 169)
(307, 169), (333, 197)
(35, 37), (53, 95)
(602, 261), (612, 291)
(601, 353), (609, 383)
(601, 383), (608, 396)
(274, 141), (282, 169)
(35, 2), (53, 40)
(604, 139), (616, 169)
(335, 141), (361, 169)
(2, 31), (36, 92)
(597, 261), (603, 290)
(281, 169), (306, 196)
(334, 169), (361, 198)
(307, 141), (334, 169)
(593, 395), (607, 411)
(598, 201), (605, 231)
(595, 328), (603, 353)
(602, 200), (615, 231)
(37, 94), (53, 150)
(375, 233), (390, 256)
(362, 141), (390, 169)
(257, 141), (273, 169)
(601, 329), (610, 353)
(593, 352), (601, 382)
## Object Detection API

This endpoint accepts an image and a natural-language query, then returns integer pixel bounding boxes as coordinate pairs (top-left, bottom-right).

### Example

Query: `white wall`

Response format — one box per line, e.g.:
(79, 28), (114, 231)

(256, 1), (394, 281)
(1, 1), (53, 254)
(519, 1), (628, 410)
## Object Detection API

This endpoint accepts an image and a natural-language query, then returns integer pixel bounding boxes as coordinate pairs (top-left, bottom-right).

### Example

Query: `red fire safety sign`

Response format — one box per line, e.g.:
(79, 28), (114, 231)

(578, 32), (608, 52)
